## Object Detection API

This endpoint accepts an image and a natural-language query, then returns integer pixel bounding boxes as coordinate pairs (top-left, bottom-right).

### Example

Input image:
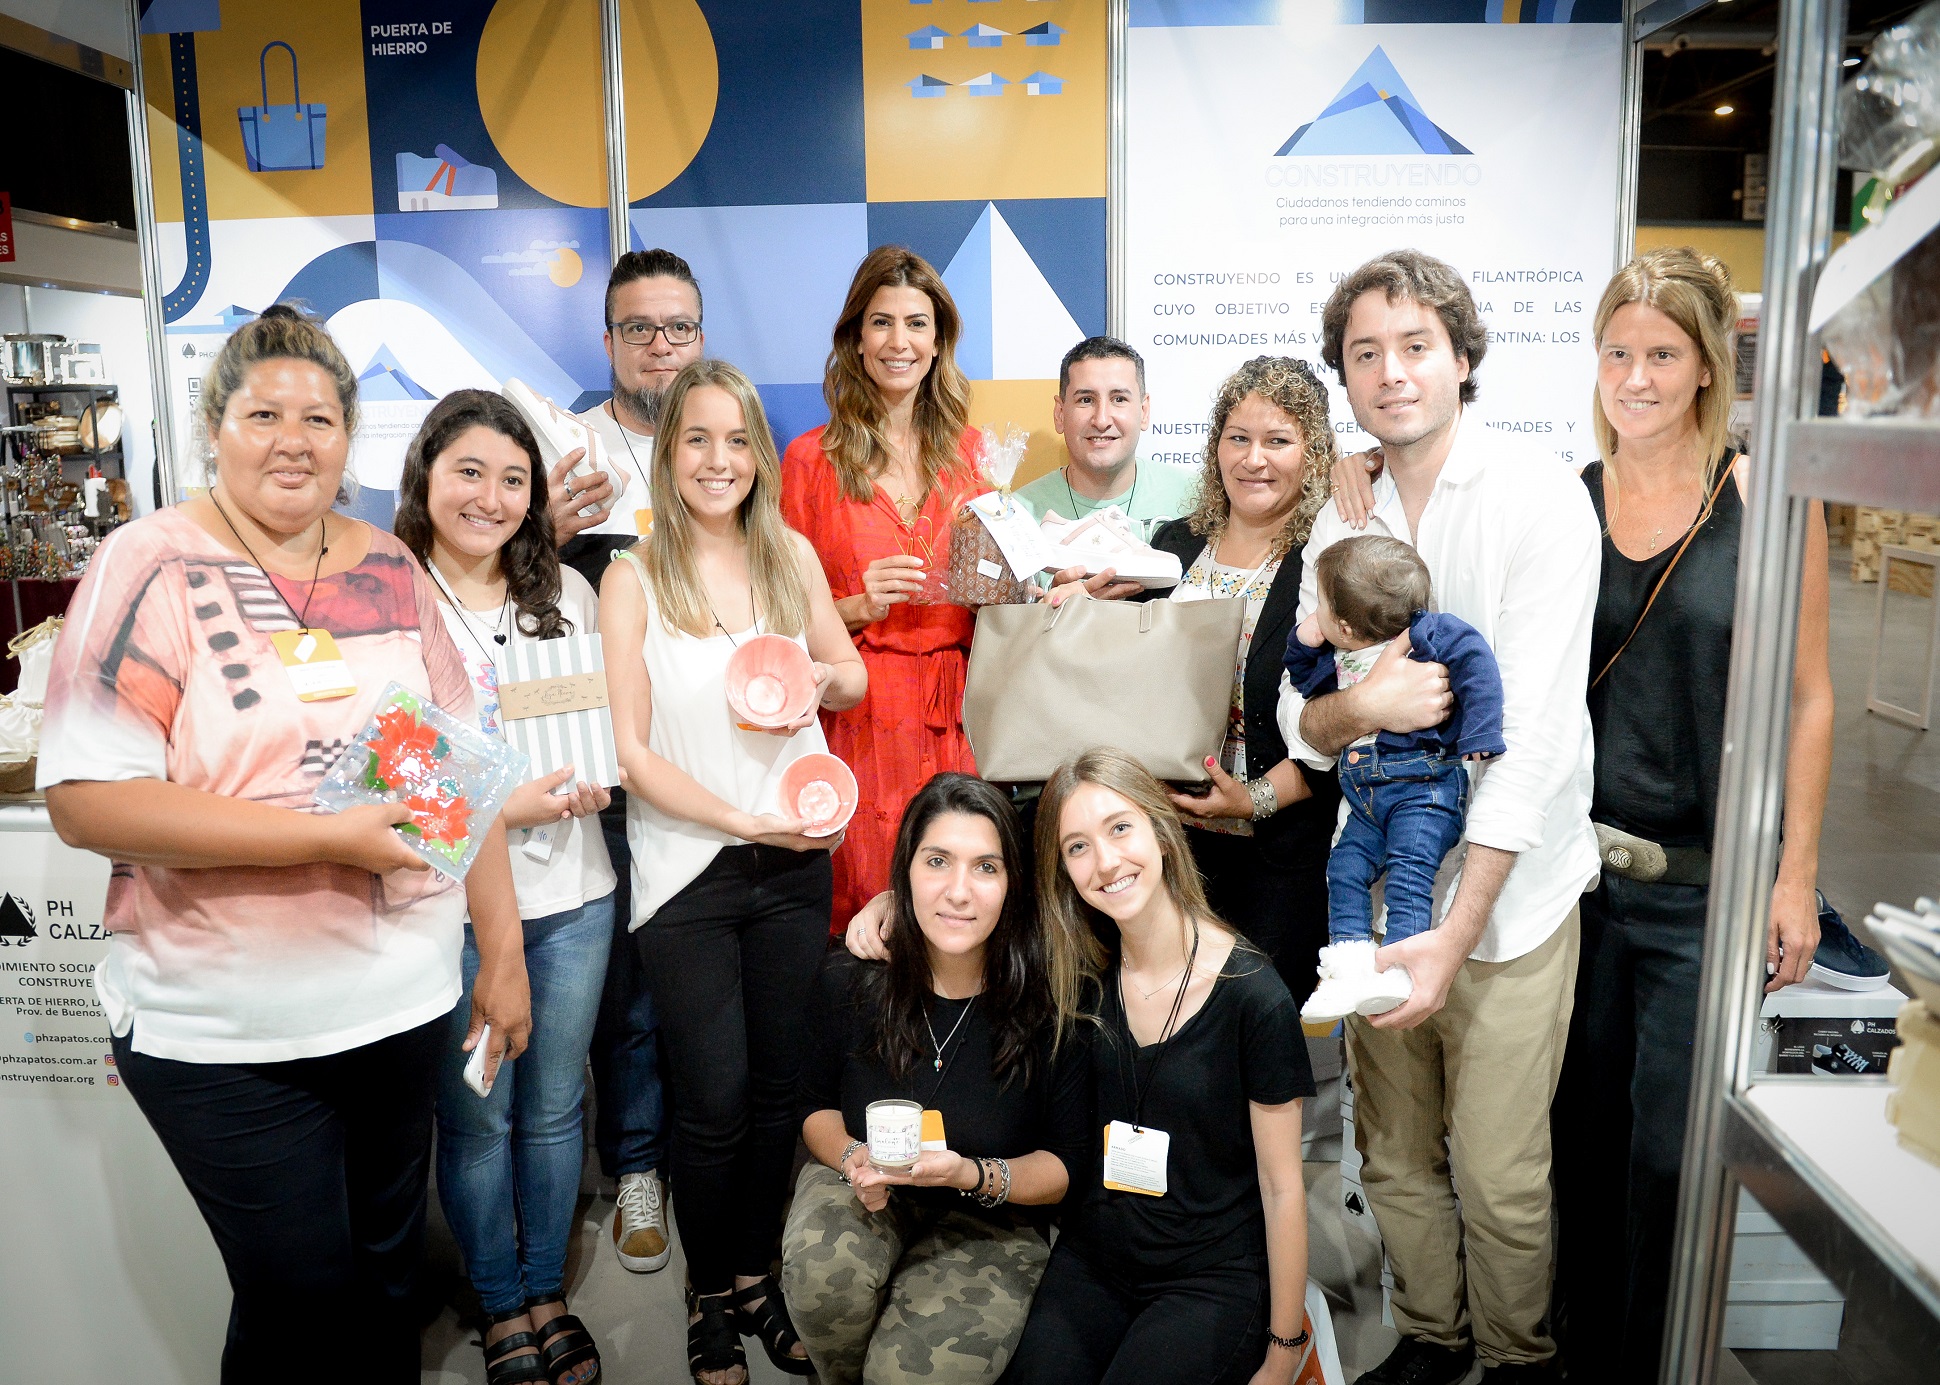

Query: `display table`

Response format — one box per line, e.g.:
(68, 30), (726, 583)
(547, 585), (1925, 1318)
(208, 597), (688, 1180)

(0, 800), (226, 1382)
(1743, 1081), (1940, 1293)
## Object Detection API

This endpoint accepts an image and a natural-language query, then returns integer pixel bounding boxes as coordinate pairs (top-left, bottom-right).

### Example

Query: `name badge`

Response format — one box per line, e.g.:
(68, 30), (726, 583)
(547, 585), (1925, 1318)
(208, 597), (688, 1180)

(269, 629), (357, 701)
(520, 826), (555, 863)
(1102, 1120), (1169, 1197)
(921, 1109), (947, 1152)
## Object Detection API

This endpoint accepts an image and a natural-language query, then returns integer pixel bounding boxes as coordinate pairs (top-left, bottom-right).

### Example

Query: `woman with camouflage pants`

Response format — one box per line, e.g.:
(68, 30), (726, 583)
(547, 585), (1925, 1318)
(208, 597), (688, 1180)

(782, 774), (1097, 1384)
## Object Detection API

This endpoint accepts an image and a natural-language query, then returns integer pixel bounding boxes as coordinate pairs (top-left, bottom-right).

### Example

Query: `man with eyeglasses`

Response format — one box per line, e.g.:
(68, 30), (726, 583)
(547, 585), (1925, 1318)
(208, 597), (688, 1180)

(550, 248), (707, 592)
(552, 247), (705, 1280)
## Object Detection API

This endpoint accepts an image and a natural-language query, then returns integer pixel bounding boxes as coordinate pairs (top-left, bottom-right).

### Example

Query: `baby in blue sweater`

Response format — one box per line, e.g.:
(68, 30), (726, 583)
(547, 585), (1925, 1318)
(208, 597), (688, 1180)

(1284, 534), (1507, 1024)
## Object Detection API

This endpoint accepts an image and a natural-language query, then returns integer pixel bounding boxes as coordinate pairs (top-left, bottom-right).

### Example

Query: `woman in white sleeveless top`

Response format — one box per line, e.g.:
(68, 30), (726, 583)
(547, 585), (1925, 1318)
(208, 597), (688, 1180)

(600, 359), (865, 1385)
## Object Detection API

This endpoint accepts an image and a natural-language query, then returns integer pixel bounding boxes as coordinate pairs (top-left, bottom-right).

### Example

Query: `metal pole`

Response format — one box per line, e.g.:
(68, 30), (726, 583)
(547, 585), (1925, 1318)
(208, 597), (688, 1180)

(123, 1), (179, 505)
(1658, 1), (1844, 1381)
(600, 0), (630, 268)
(1614, 0), (1645, 270)
(1106, 0), (1128, 340)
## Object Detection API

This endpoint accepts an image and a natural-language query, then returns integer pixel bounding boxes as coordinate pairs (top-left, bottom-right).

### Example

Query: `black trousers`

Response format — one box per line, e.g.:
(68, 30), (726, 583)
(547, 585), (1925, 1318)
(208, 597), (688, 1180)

(1187, 826), (1330, 1009)
(634, 843), (832, 1294)
(1551, 873), (1709, 1385)
(111, 1013), (448, 1385)
(1001, 1240), (1268, 1385)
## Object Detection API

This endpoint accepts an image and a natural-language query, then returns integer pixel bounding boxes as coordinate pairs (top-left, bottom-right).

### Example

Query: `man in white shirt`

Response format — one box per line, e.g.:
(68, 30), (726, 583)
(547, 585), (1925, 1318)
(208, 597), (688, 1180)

(550, 248), (707, 595)
(1278, 251), (1599, 1385)
(553, 248), (706, 1278)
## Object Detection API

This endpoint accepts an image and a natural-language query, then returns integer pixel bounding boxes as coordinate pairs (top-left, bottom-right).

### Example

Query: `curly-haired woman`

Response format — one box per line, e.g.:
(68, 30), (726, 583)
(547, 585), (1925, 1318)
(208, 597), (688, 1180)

(1119, 356), (1345, 1006)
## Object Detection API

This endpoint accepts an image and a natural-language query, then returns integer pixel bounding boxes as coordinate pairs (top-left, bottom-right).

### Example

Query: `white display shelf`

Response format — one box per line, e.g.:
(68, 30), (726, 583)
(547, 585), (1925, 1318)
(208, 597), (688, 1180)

(1722, 1077), (1940, 1374)
(1786, 417), (1940, 513)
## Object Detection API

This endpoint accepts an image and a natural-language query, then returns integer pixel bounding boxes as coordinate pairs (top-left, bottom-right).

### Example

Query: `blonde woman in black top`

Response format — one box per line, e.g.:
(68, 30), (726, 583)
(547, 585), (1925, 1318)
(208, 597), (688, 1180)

(1003, 748), (1314, 1385)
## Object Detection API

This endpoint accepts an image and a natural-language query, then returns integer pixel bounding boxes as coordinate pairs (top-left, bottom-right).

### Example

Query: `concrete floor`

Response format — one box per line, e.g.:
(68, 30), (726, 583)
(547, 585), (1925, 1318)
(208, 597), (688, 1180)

(418, 547), (1937, 1385)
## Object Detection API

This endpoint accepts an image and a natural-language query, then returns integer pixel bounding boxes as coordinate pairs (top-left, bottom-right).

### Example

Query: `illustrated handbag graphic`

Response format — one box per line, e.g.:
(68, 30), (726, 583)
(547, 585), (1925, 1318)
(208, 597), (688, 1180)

(237, 41), (328, 172)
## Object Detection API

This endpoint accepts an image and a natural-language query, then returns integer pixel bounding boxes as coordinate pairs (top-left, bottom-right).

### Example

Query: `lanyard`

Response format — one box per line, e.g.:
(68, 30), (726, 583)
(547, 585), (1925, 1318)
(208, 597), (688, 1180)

(1117, 919), (1201, 1131)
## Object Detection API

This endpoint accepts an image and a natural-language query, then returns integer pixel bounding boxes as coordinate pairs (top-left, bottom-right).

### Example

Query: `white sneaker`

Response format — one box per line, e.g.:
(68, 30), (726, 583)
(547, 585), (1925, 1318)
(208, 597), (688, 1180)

(612, 1169), (671, 1273)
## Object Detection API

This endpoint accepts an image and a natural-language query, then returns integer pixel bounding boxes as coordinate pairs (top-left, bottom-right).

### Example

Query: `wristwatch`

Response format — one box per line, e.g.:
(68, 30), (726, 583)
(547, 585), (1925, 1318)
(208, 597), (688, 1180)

(1247, 776), (1278, 820)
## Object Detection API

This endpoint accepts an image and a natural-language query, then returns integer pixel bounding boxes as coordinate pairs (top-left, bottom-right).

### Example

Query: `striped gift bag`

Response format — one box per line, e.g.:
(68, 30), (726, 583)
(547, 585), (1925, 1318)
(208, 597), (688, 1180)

(495, 635), (621, 788)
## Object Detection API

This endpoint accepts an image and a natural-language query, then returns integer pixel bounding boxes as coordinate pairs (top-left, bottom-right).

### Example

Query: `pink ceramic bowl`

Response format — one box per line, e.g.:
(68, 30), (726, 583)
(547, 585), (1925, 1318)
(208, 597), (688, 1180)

(725, 634), (817, 728)
(778, 753), (859, 837)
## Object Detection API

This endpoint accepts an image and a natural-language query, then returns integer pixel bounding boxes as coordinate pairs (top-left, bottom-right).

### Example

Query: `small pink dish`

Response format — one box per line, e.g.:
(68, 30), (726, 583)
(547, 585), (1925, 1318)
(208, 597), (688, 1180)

(725, 634), (817, 729)
(778, 753), (859, 837)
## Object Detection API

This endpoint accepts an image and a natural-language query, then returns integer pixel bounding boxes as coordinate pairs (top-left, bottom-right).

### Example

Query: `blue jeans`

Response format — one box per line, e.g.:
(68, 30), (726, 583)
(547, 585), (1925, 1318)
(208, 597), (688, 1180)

(1327, 745), (1469, 945)
(588, 807), (668, 1178)
(436, 894), (614, 1315)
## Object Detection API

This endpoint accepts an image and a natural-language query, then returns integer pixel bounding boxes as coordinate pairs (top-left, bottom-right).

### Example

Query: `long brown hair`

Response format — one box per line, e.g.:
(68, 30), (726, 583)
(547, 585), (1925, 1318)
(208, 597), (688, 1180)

(861, 773), (1093, 1085)
(1185, 355), (1336, 560)
(819, 245), (973, 504)
(640, 360), (809, 639)
(394, 389), (568, 638)
(1035, 747), (1229, 971)
(1591, 247), (1739, 531)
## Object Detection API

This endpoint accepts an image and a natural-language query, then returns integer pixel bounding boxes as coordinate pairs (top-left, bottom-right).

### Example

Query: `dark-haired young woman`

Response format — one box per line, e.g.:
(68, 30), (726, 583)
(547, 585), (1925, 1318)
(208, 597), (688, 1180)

(780, 773), (1096, 1385)
(396, 390), (616, 1385)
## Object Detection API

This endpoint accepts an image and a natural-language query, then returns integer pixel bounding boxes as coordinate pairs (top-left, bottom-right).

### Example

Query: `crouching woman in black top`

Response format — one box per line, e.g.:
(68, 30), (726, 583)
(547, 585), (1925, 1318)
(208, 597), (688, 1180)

(1003, 747), (1314, 1385)
(781, 773), (1095, 1385)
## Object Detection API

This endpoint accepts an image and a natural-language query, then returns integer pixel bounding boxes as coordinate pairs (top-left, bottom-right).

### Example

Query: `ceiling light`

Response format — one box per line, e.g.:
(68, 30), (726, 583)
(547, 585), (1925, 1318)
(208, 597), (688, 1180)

(1715, 104), (1736, 115)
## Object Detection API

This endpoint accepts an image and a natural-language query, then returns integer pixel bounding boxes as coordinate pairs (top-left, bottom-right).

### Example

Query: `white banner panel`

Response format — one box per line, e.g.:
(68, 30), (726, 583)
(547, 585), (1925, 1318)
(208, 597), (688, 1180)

(1126, 14), (1623, 469)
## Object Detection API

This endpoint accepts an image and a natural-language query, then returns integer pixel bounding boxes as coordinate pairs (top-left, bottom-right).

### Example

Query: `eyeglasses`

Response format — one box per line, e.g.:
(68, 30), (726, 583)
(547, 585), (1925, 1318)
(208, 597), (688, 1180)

(609, 319), (700, 347)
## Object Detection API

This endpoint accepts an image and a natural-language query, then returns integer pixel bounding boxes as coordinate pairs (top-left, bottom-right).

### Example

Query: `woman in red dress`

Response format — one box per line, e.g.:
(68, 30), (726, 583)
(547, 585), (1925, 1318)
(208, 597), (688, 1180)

(782, 246), (983, 932)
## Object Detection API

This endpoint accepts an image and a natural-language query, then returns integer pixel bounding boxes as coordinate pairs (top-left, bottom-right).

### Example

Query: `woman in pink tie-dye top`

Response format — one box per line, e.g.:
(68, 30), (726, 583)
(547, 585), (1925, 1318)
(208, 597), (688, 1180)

(37, 305), (530, 1383)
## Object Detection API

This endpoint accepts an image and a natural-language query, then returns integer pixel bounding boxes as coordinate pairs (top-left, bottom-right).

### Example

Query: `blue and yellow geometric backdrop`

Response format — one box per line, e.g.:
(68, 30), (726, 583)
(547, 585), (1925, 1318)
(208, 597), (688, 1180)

(139, 0), (1108, 513)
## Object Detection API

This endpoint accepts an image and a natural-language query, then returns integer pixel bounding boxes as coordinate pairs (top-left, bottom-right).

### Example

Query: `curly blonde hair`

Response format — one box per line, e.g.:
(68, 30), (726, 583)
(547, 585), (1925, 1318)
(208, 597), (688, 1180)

(1185, 355), (1337, 559)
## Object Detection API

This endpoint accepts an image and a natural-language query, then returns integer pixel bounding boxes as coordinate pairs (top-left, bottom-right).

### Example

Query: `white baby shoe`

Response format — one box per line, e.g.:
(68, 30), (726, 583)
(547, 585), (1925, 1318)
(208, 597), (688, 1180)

(1300, 939), (1414, 1024)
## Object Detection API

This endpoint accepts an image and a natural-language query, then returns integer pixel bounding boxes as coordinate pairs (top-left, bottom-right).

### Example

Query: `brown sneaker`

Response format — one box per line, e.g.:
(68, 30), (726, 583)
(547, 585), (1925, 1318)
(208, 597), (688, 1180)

(611, 1169), (670, 1272)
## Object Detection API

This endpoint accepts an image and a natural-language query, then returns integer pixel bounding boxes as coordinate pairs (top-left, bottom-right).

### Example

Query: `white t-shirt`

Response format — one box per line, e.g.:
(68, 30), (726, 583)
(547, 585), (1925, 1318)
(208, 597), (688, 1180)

(577, 402), (656, 539)
(437, 566), (617, 921)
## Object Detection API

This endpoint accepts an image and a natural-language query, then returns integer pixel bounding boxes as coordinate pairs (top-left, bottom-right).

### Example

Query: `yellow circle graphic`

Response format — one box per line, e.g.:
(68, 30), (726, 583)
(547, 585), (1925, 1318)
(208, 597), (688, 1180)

(476, 0), (718, 209)
(547, 244), (585, 288)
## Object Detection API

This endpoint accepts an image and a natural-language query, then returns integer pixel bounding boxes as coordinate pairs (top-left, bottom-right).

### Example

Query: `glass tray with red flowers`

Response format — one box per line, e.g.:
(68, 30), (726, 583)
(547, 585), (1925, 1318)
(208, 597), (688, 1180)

(314, 682), (529, 879)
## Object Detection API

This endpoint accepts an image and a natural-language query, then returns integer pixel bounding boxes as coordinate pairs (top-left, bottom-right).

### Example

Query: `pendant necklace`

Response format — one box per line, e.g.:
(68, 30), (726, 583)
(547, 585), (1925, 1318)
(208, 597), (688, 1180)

(1133, 960), (1193, 1001)
(1065, 463), (1138, 529)
(427, 564), (511, 666)
(705, 584), (758, 646)
(925, 993), (979, 1072)
(211, 490), (328, 631)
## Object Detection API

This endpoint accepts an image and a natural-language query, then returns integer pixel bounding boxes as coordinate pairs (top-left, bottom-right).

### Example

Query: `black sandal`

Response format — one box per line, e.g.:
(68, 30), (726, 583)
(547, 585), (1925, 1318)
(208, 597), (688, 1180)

(527, 1298), (601, 1385)
(729, 1274), (814, 1376)
(482, 1307), (549, 1385)
(686, 1287), (747, 1385)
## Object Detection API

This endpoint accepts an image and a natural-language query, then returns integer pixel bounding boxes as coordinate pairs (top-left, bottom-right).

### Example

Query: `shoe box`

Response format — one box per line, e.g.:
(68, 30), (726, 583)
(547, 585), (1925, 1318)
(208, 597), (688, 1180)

(1724, 1192), (1844, 1351)
(1751, 977), (1906, 1076)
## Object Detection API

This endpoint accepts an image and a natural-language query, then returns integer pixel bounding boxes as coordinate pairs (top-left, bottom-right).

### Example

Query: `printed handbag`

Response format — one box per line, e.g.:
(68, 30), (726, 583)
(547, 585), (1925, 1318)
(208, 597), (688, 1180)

(237, 41), (328, 173)
(961, 592), (1244, 783)
(944, 502), (1033, 607)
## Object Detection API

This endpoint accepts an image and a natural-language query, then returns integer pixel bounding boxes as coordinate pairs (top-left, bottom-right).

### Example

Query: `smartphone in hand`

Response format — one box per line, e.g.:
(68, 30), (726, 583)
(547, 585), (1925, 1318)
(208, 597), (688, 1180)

(463, 1023), (497, 1098)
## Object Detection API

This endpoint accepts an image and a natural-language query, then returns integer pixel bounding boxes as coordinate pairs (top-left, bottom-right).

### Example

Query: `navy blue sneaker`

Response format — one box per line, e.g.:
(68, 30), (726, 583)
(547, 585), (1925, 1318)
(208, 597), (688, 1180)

(1810, 891), (1892, 991)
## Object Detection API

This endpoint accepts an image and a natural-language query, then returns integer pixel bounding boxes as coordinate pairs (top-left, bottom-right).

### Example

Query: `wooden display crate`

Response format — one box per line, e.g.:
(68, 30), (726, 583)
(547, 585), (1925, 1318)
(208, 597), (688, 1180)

(1853, 508), (1937, 596)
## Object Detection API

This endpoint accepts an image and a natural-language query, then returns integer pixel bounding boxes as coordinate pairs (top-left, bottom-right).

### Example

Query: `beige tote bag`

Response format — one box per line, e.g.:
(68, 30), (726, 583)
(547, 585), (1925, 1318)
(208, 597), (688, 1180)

(961, 594), (1246, 783)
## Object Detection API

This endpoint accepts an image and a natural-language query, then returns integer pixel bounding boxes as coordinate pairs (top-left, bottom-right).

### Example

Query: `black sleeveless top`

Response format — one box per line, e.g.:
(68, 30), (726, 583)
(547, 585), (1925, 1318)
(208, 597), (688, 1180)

(1583, 456), (1742, 849)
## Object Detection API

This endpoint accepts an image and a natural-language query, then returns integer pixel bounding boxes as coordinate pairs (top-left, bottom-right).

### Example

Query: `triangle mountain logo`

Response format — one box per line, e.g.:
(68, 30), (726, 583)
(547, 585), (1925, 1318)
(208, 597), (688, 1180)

(0, 892), (36, 941)
(1276, 47), (1471, 158)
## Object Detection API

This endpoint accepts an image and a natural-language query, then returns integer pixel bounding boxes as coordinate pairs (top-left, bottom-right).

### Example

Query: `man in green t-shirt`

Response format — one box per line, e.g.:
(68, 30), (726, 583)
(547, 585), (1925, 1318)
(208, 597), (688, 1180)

(1013, 336), (1198, 543)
